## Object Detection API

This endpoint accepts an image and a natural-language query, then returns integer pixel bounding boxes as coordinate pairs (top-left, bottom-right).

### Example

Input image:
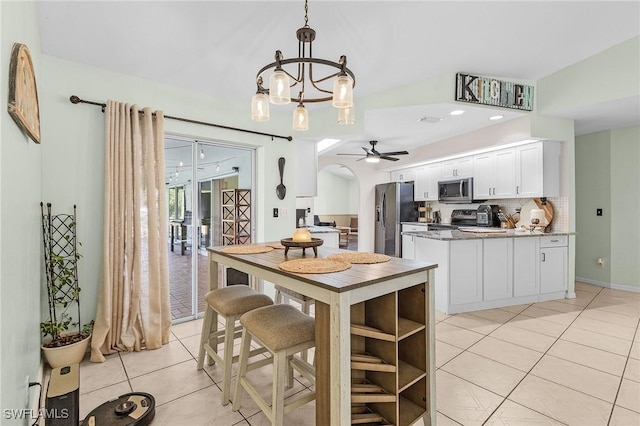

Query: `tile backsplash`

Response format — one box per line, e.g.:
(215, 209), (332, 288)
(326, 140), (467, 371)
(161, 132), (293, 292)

(427, 197), (569, 232)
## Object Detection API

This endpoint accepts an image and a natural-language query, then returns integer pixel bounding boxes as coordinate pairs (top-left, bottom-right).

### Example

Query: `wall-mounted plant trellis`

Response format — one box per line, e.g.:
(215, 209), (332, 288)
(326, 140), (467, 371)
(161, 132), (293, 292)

(40, 202), (86, 346)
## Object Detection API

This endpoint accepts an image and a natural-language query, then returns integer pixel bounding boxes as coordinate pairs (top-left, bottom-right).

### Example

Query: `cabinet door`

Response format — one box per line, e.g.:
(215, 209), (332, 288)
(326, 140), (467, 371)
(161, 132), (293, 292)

(483, 239), (513, 301)
(442, 156), (473, 179)
(414, 167), (428, 201)
(515, 142), (543, 198)
(540, 247), (567, 293)
(473, 153), (495, 199)
(425, 163), (441, 201)
(402, 234), (415, 259)
(513, 237), (540, 297)
(450, 240), (483, 305)
(494, 149), (516, 198)
(457, 156), (474, 177)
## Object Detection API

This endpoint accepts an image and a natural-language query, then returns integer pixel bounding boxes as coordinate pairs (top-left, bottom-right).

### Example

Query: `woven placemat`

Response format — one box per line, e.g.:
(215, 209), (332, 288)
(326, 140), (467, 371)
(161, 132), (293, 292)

(279, 258), (351, 274)
(327, 252), (391, 264)
(220, 245), (274, 254)
(266, 242), (285, 250)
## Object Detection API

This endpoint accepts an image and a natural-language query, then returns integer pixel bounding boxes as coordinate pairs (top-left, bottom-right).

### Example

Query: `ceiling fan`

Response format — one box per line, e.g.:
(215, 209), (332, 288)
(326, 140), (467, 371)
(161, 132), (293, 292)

(337, 140), (409, 162)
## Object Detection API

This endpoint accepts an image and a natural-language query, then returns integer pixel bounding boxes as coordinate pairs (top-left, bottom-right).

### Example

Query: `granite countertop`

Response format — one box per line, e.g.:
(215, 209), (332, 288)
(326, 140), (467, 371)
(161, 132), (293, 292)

(402, 228), (573, 241)
(303, 225), (340, 234)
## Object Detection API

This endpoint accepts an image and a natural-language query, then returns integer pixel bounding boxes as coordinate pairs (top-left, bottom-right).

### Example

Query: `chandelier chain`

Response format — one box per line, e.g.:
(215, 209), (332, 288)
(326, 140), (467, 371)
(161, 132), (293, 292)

(304, 0), (309, 28)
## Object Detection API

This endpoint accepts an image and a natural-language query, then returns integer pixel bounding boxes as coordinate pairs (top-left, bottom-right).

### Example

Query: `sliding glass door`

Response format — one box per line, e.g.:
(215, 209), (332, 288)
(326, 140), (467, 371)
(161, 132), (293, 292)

(164, 136), (255, 322)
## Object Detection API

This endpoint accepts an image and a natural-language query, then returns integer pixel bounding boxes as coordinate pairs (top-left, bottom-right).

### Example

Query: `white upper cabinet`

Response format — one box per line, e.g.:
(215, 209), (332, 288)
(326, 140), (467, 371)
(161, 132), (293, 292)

(515, 141), (560, 198)
(414, 163), (441, 201)
(390, 168), (416, 183)
(473, 148), (516, 199)
(441, 156), (473, 179)
(295, 140), (317, 197)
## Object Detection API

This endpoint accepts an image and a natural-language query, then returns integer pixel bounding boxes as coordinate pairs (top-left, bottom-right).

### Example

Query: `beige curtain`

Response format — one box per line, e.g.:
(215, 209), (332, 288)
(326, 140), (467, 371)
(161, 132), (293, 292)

(91, 100), (171, 362)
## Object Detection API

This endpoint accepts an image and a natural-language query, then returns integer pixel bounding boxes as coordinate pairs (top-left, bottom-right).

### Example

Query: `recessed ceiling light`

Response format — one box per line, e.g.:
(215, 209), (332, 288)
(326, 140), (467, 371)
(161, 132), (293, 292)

(449, 109), (465, 116)
(489, 115), (504, 121)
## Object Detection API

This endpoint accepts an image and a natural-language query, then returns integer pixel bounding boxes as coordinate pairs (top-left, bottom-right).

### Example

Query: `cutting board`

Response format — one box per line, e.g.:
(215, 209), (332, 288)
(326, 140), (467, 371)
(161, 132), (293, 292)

(515, 198), (554, 230)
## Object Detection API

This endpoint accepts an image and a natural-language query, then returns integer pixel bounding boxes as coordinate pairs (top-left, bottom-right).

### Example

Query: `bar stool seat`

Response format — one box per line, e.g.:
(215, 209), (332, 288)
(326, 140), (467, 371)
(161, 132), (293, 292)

(274, 286), (315, 363)
(197, 285), (273, 405)
(232, 304), (316, 426)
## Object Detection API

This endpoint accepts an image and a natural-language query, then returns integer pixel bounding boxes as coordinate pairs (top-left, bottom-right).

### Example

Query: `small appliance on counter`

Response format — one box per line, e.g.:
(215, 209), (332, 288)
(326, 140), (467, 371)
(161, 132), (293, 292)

(476, 204), (501, 227)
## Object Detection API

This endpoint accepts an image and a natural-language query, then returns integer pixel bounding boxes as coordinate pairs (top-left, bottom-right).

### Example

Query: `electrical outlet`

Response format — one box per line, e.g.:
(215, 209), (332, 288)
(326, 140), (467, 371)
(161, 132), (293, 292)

(273, 208), (278, 218)
(597, 257), (604, 268)
(596, 208), (603, 216)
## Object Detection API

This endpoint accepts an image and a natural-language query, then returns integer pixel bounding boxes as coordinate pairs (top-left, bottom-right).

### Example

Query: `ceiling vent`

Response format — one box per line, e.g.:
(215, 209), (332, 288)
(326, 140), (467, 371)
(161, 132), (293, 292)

(417, 116), (443, 123)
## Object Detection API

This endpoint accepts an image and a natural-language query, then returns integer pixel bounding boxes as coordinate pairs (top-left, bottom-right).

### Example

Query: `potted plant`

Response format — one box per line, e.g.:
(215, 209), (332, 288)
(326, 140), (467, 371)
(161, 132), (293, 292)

(40, 203), (92, 368)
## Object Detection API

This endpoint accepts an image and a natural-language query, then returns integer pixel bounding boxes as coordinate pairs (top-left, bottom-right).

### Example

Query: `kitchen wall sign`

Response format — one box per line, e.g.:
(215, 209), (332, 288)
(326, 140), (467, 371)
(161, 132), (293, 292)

(7, 43), (41, 143)
(455, 73), (534, 111)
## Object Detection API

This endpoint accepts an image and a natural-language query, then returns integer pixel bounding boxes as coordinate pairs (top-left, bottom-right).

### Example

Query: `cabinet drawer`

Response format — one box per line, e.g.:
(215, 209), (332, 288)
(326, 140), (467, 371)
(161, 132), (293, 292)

(540, 235), (567, 247)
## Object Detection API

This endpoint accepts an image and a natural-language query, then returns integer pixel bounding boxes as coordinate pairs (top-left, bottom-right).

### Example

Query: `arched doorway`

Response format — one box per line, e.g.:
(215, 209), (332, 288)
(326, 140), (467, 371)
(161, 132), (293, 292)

(314, 164), (359, 250)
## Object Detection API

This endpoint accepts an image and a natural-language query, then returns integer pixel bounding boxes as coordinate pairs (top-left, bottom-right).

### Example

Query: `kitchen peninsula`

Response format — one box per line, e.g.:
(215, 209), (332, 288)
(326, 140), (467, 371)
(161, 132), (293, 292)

(402, 228), (573, 314)
(208, 244), (437, 426)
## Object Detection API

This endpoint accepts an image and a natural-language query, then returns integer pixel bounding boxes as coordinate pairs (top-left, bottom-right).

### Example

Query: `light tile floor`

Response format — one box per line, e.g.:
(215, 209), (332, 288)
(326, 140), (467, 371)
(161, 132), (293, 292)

(71, 282), (639, 425)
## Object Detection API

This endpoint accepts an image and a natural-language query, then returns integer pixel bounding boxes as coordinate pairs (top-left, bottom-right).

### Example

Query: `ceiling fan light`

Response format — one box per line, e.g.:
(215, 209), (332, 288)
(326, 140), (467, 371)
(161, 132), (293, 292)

(269, 70), (291, 105)
(365, 156), (380, 163)
(332, 75), (353, 108)
(292, 104), (309, 131)
(337, 105), (355, 125)
(251, 93), (270, 121)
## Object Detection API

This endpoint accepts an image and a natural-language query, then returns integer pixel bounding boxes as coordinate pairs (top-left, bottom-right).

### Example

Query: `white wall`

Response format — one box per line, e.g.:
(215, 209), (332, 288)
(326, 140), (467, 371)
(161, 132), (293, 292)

(1, 1), (43, 420)
(314, 170), (357, 215)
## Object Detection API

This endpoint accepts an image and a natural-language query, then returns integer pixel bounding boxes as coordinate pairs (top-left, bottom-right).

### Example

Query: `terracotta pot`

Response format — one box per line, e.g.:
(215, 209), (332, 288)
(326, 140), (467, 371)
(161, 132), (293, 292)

(41, 334), (91, 368)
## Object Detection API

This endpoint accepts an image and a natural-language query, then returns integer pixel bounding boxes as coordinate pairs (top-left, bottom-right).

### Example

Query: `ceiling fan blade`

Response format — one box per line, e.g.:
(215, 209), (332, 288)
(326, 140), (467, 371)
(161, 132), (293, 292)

(362, 146), (373, 154)
(356, 157), (367, 161)
(379, 151), (409, 156)
(336, 153), (364, 156)
(379, 156), (400, 161)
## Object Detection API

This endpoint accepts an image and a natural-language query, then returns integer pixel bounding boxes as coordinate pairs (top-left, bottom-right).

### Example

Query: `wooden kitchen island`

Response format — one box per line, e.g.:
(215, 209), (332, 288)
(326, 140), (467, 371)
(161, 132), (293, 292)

(208, 244), (437, 426)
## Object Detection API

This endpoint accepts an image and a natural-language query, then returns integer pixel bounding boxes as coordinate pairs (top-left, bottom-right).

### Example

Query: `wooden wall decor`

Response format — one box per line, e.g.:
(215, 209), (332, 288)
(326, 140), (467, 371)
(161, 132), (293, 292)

(7, 43), (41, 143)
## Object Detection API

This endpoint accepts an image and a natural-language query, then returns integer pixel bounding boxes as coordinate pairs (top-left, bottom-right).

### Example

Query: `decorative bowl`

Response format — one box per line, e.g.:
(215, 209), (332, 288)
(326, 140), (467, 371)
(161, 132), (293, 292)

(280, 237), (324, 256)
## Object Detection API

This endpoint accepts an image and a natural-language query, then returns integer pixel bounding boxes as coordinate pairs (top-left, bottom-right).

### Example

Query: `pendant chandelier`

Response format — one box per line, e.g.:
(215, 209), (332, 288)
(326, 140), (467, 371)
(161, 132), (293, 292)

(251, 0), (356, 131)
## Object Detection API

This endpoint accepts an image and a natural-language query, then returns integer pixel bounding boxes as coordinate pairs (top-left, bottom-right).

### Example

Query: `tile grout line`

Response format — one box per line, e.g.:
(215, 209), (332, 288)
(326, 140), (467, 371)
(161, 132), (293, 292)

(606, 316), (640, 425)
(445, 286), (608, 425)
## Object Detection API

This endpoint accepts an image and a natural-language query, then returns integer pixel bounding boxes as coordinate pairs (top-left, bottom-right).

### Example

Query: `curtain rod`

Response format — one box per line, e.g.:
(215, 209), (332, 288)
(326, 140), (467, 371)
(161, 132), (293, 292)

(69, 95), (293, 141)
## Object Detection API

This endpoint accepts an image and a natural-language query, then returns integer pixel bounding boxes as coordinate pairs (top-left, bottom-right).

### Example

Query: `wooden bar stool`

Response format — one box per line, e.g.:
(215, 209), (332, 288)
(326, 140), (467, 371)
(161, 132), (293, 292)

(274, 286), (314, 363)
(232, 304), (316, 426)
(197, 285), (273, 405)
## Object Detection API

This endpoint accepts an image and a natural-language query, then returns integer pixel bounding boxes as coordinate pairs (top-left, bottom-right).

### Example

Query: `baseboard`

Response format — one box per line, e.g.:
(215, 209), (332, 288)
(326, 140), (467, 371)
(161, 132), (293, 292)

(576, 277), (640, 293)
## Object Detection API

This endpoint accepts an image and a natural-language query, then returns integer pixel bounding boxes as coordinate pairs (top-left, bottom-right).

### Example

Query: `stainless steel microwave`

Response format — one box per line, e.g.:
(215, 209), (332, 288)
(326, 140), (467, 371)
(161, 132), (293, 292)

(438, 177), (474, 203)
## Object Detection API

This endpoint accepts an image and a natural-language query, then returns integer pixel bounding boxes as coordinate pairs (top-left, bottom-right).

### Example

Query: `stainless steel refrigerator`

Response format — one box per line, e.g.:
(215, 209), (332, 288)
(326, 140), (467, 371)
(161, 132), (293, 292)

(374, 182), (418, 257)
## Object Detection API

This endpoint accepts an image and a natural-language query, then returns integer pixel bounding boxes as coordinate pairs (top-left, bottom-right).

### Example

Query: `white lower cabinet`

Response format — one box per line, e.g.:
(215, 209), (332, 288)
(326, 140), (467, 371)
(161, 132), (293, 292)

(413, 234), (568, 313)
(513, 237), (540, 297)
(540, 246), (568, 293)
(483, 238), (513, 301)
(450, 240), (483, 305)
(402, 234), (415, 260)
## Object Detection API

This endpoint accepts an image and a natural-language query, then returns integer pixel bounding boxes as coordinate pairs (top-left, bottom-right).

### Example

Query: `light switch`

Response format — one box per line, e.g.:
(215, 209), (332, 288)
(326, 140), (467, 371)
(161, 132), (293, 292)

(273, 208), (279, 218)
(596, 208), (603, 216)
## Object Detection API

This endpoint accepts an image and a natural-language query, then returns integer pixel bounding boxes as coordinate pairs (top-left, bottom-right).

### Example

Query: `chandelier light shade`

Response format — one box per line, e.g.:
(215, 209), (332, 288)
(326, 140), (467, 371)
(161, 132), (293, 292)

(292, 103), (309, 131)
(269, 70), (291, 105)
(251, 92), (270, 121)
(337, 104), (355, 125)
(332, 75), (354, 108)
(251, 0), (355, 131)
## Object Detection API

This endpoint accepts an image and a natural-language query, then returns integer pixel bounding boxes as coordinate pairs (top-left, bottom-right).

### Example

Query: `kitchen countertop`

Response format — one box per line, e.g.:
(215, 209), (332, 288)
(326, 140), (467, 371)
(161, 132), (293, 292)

(300, 225), (340, 234)
(402, 228), (573, 241)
